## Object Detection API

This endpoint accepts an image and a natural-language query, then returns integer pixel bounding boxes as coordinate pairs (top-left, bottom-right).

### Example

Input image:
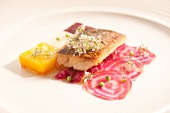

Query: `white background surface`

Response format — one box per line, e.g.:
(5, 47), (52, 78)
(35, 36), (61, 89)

(0, 0), (170, 113)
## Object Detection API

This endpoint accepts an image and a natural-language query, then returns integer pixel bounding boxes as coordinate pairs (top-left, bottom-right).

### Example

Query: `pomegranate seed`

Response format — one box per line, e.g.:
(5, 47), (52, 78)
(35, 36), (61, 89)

(87, 66), (99, 73)
(70, 70), (85, 82)
(72, 74), (84, 82)
(55, 70), (69, 79)
(96, 63), (103, 70)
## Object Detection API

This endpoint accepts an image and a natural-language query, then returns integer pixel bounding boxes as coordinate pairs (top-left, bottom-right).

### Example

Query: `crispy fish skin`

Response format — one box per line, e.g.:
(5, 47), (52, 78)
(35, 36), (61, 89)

(57, 28), (126, 71)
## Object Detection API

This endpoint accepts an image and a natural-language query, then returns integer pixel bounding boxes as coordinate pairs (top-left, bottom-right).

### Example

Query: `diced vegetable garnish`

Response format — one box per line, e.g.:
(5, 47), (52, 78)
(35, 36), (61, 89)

(55, 68), (85, 83)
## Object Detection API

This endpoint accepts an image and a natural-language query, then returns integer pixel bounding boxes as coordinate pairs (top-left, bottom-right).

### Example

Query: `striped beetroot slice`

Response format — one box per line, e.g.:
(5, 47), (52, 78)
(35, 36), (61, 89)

(113, 44), (155, 65)
(83, 71), (132, 100)
(102, 58), (143, 80)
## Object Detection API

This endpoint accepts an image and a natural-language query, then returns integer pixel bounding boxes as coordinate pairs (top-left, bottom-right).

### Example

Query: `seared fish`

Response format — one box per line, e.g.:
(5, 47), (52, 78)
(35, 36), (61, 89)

(57, 23), (126, 71)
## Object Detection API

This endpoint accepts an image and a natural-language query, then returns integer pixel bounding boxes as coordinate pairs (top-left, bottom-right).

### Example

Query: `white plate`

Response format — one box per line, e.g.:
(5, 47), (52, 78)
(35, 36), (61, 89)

(0, 11), (170, 113)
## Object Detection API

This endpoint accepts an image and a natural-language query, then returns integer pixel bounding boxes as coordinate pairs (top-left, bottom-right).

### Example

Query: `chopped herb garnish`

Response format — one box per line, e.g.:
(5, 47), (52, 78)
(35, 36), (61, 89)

(138, 44), (149, 56)
(30, 48), (54, 58)
(105, 76), (111, 81)
(98, 82), (104, 87)
(76, 25), (85, 34)
(83, 71), (93, 83)
(124, 61), (135, 71)
(66, 25), (103, 56)
(31, 48), (42, 57)
(129, 51), (134, 56)
(120, 78), (126, 83)
(139, 44), (147, 51)
(66, 76), (72, 82)
(65, 34), (70, 38)
(45, 53), (51, 56)
(56, 37), (60, 41)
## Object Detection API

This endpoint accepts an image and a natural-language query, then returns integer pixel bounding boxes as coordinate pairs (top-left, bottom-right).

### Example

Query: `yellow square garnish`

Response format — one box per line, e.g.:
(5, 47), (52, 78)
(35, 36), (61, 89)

(19, 43), (58, 75)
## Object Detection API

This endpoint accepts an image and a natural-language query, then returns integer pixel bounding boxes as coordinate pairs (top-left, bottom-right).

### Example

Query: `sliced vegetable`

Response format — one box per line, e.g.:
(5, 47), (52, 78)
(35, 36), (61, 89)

(83, 71), (132, 100)
(64, 22), (93, 34)
(113, 44), (155, 65)
(102, 58), (143, 80)
(64, 22), (82, 34)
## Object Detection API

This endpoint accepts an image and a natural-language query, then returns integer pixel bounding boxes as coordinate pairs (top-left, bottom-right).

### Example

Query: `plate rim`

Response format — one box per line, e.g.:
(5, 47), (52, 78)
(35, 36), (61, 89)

(0, 10), (170, 113)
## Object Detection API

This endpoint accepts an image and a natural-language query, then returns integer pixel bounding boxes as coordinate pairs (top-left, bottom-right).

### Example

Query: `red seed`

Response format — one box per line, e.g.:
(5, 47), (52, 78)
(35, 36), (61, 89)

(55, 70), (69, 79)
(96, 63), (103, 70)
(72, 74), (83, 82)
(72, 71), (85, 82)
(87, 66), (99, 73)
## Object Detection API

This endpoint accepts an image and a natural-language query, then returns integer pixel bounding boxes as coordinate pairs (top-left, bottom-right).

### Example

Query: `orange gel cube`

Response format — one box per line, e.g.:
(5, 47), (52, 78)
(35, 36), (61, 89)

(19, 43), (58, 75)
